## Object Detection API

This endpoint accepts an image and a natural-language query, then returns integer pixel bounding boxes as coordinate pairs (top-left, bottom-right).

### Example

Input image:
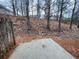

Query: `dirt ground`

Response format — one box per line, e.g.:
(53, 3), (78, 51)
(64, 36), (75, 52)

(5, 16), (79, 59)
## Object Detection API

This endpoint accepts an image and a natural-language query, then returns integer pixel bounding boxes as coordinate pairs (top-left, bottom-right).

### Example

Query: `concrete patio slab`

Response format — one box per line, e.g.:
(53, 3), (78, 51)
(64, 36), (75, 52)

(9, 38), (75, 59)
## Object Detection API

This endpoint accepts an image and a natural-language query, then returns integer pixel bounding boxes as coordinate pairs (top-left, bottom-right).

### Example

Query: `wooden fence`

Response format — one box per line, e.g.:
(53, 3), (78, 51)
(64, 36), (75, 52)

(0, 17), (16, 59)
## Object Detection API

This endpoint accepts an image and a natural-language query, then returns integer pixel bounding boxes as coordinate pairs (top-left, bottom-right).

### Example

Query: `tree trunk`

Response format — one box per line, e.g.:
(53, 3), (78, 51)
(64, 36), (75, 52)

(58, 0), (63, 32)
(12, 0), (16, 16)
(47, 0), (51, 30)
(70, 0), (77, 29)
(26, 0), (31, 31)
(32, 0), (33, 17)
(56, 6), (60, 21)
(21, 1), (23, 16)
(16, 8), (18, 16)
(37, 0), (40, 19)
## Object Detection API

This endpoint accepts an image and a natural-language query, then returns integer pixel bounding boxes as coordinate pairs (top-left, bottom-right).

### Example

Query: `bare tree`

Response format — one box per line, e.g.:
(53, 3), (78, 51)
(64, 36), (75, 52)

(43, 0), (51, 30)
(55, 0), (70, 32)
(25, 0), (31, 31)
(47, 0), (51, 30)
(70, 0), (77, 29)
(37, 0), (41, 19)
(11, 0), (16, 15)
(20, 0), (26, 16)
(31, 0), (34, 17)
(15, 0), (18, 16)
(21, 0), (23, 16)
(58, 0), (64, 32)
(55, 0), (60, 21)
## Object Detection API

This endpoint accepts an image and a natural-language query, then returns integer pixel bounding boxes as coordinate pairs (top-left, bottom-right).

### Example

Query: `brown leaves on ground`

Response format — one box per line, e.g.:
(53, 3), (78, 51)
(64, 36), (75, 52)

(54, 39), (79, 59)
(6, 16), (79, 59)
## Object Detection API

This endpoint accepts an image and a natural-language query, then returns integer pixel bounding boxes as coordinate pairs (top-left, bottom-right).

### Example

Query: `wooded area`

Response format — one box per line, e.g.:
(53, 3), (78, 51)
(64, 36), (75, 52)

(10, 0), (79, 32)
(0, 0), (79, 59)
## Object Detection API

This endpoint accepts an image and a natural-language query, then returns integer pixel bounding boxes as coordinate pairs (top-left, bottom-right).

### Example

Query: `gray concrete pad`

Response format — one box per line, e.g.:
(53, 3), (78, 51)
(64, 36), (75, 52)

(9, 38), (75, 59)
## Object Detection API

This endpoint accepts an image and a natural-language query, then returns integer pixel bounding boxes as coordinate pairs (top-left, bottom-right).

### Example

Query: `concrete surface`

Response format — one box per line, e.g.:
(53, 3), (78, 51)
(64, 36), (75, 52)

(9, 38), (75, 59)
